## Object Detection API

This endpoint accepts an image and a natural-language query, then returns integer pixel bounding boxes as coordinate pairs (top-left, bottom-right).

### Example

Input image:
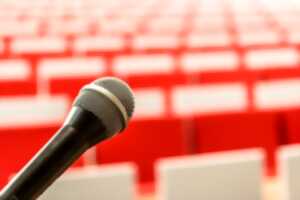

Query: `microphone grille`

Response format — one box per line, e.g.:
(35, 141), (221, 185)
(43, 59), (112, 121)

(93, 77), (135, 119)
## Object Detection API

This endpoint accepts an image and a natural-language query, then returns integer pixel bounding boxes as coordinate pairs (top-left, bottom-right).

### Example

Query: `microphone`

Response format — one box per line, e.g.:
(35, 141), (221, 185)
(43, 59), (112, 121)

(0, 77), (135, 200)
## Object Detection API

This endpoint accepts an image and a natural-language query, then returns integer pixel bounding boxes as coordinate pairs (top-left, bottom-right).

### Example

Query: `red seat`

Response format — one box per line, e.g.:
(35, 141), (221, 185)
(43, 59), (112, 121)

(0, 126), (84, 189)
(50, 77), (100, 98)
(195, 112), (279, 175)
(0, 80), (36, 96)
(285, 109), (300, 143)
(0, 126), (58, 188)
(96, 118), (188, 182)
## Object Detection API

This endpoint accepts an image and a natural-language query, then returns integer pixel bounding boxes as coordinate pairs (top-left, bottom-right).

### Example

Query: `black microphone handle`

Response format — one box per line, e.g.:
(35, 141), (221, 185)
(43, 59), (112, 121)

(0, 107), (107, 200)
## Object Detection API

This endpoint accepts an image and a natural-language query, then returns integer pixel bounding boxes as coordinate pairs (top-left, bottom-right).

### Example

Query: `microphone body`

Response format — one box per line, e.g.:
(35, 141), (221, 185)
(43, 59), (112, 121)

(0, 107), (106, 200)
(0, 77), (135, 200)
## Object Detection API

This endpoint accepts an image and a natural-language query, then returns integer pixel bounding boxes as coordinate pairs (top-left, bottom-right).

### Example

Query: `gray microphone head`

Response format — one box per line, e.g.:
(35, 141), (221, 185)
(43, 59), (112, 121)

(73, 77), (135, 137)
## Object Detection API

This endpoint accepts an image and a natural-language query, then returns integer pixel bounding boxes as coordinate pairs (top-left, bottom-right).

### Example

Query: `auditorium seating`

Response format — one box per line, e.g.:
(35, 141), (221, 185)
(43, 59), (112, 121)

(171, 82), (279, 173)
(97, 88), (188, 182)
(0, 96), (76, 188)
(194, 112), (279, 174)
(97, 118), (188, 182)
(0, 125), (84, 189)
(0, 0), (300, 197)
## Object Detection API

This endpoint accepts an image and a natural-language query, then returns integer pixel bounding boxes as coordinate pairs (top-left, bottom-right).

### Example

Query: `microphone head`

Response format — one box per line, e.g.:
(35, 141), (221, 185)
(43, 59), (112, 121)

(73, 77), (135, 137)
(93, 77), (134, 119)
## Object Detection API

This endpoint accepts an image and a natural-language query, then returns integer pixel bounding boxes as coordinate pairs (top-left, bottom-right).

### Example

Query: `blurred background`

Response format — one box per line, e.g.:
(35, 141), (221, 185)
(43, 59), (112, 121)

(0, 0), (300, 199)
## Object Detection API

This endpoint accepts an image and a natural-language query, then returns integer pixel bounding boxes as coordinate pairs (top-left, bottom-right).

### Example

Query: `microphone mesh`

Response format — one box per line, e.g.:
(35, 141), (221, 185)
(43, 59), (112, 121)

(93, 77), (135, 119)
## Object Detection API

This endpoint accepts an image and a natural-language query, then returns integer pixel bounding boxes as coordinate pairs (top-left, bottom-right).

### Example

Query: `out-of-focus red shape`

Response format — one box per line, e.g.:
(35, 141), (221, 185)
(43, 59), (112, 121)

(195, 112), (279, 175)
(0, 126), (84, 189)
(96, 118), (188, 182)
(285, 109), (300, 144)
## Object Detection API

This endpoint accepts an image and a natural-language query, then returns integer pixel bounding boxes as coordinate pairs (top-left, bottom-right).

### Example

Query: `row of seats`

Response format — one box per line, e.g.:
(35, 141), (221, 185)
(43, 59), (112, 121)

(96, 109), (300, 182)
(0, 0), (299, 196)
(0, 9), (300, 36)
(0, 48), (299, 77)
(37, 147), (300, 200)
(1, 77), (300, 113)
(1, 13), (298, 21)
(1, 57), (300, 98)
(0, 85), (300, 184)
(0, 0), (298, 15)
(0, 20), (299, 36)
(0, 31), (300, 50)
